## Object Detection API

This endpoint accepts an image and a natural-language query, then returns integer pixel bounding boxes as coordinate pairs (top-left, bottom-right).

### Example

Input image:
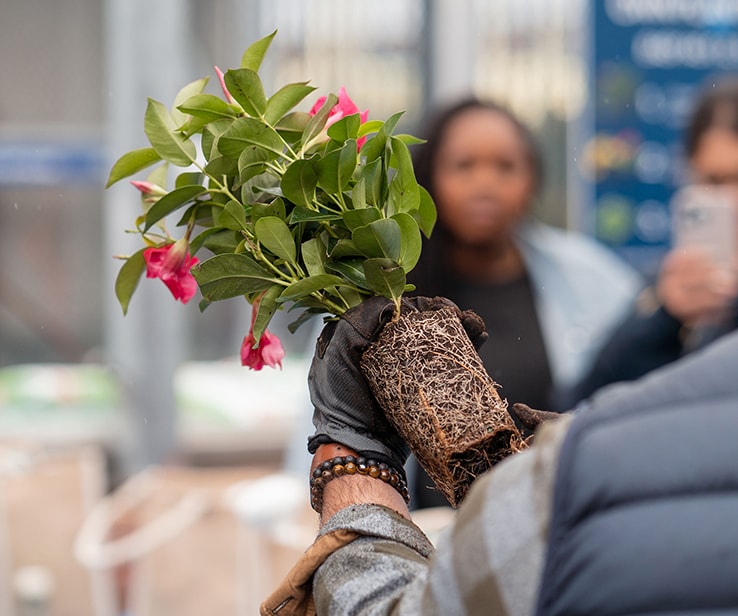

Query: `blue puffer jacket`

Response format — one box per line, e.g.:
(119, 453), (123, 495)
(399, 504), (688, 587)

(537, 331), (738, 615)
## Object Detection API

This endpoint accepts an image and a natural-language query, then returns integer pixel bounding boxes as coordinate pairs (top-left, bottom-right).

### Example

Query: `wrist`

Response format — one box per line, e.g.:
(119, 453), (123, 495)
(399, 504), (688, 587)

(311, 443), (359, 474)
(309, 443), (410, 522)
(321, 474), (411, 524)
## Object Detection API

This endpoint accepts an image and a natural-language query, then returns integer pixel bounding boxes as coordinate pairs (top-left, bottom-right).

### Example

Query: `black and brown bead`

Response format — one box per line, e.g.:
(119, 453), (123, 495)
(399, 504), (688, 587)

(309, 455), (410, 513)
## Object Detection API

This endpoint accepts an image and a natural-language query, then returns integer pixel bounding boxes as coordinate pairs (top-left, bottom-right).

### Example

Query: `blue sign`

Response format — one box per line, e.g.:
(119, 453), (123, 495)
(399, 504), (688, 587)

(0, 139), (106, 187)
(580, 0), (738, 277)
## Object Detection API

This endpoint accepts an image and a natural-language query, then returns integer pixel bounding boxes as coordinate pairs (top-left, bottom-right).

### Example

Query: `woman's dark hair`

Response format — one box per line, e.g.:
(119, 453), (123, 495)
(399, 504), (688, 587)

(412, 98), (544, 203)
(685, 78), (738, 158)
(408, 98), (544, 296)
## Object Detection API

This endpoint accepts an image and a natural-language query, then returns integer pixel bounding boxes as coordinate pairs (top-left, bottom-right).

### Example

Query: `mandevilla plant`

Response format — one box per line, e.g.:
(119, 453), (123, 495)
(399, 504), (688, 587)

(106, 30), (436, 366)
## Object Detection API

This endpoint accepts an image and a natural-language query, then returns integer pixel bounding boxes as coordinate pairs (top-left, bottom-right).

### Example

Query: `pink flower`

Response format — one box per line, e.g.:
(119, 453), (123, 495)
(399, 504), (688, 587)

(240, 298), (285, 370)
(214, 66), (235, 105)
(308, 86), (369, 149)
(143, 239), (199, 304)
(240, 329), (285, 370)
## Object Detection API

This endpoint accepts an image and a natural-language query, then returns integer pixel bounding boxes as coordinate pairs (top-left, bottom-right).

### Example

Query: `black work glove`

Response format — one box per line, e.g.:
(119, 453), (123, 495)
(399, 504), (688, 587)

(307, 295), (488, 470)
(509, 403), (563, 433)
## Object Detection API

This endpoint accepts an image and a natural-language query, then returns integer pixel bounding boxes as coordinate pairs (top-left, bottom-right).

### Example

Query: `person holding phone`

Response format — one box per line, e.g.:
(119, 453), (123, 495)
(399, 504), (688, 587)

(566, 79), (738, 406)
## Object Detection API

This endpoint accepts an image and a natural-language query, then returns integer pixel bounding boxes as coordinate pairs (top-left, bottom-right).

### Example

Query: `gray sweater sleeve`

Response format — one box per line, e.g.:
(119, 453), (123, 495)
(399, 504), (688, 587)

(312, 416), (572, 615)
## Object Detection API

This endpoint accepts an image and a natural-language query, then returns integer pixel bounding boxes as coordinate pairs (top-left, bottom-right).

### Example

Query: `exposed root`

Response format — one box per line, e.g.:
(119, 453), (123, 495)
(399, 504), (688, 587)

(361, 307), (525, 507)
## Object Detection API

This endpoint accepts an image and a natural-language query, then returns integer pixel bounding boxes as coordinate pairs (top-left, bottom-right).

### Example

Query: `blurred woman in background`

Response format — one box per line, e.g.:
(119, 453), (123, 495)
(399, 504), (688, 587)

(408, 99), (642, 508)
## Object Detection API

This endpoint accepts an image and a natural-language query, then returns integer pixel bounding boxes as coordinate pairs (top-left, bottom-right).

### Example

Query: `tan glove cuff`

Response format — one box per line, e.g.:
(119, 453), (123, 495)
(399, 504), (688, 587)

(259, 528), (361, 616)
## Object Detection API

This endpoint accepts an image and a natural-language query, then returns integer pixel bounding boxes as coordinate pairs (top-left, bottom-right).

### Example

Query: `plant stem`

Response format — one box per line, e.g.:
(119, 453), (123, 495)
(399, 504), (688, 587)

(315, 294), (347, 316)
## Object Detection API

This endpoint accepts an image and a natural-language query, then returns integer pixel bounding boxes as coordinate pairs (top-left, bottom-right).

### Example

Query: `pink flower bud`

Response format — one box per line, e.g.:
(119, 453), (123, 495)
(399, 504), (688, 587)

(215, 66), (235, 105)
(131, 180), (167, 196)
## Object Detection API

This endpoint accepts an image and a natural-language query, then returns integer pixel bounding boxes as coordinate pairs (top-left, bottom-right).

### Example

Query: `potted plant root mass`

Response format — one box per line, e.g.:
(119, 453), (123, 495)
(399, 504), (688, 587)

(361, 300), (526, 507)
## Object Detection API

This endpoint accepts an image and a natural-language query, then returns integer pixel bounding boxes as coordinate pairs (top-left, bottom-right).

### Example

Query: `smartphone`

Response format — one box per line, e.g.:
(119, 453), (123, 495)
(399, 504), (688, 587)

(670, 185), (737, 269)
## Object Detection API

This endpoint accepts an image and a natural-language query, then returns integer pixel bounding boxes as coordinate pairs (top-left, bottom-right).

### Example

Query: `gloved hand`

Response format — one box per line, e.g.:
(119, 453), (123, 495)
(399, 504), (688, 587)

(509, 403), (562, 432)
(307, 295), (488, 470)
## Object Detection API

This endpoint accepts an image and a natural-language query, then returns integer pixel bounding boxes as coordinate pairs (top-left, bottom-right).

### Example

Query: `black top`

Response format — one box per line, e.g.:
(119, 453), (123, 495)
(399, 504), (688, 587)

(410, 271), (554, 509)
(447, 273), (553, 411)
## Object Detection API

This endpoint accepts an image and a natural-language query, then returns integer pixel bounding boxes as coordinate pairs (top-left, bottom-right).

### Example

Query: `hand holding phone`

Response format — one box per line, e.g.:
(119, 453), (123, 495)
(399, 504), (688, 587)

(663, 185), (738, 325)
(670, 184), (737, 269)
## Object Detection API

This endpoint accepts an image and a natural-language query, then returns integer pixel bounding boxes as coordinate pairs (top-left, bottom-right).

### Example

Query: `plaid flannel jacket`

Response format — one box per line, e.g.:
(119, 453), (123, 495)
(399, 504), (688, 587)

(261, 416), (571, 616)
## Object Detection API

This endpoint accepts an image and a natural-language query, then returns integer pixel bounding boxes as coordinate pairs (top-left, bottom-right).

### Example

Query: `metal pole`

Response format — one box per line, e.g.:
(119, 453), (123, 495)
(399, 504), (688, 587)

(103, 0), (193, 471)
(426, 0), (476, 106)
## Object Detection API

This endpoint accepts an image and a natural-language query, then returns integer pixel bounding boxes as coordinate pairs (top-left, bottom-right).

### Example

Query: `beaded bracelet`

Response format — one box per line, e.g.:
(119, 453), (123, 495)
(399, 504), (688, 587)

(309, 455), (410, 513)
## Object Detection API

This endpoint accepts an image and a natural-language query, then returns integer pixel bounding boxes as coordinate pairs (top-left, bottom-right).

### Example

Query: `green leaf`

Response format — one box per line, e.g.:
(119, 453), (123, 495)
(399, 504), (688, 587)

(179, 115), (211, 137)
(360, 158), (386, 208)
(216, 200), (247, 230)
(251, 284), (283, 343)
(342, 208), (381, 231)
(363, 258), (406, 301)
(192, 253), (276, 300)
(281, 159), (318, 207)
(289, 206), (341, 224)
(254, 216), (296, 264)
(115, 249), (147, 315)
(357, 119), (384, 138)
(252, 198), (287, 222)
(413, 186), (437, 238)
(326, 259), (371, 290)
(288, 297), (326, 311)
(224, 68), (267, 118)
(336, 286), (367, 310)
(314, 140), (357, 194)
(394, 133), (426, 146)
(352, 218), (401, 260)
(190, 227), (221, 255)
(146, 162), (169, 190)
(201, 118), (236, 161)
(287, 308), (324, 334)
(175, 172), (204, 189)
(301, 238), (326, 277)
(327, 114), (361, 143)
(392, 212), (422, 271)
(144, 98), (196, 166)
(204, 156), (238, 177)
(200, 228), (241, 255)
(177, 201), (217, 228)
(350, 177), (368, 210)
(144, 185), (207, 231)
(177, 93), (238, 122)
(387, 137), (420, 215)
(218, 117), (284, 158)
(171, 77), (209, 127)
(106, 148), (161, 187)
(238, 145), (272, 182)
(277, 274), (347, 303)
(302, 93), (338, 149)
(265, 83), (317, 125)
(240, 30), (277, 72)
(329, 239), (362, 258)
(360, 111), (404, 162)
(276, 112), (311, 138)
